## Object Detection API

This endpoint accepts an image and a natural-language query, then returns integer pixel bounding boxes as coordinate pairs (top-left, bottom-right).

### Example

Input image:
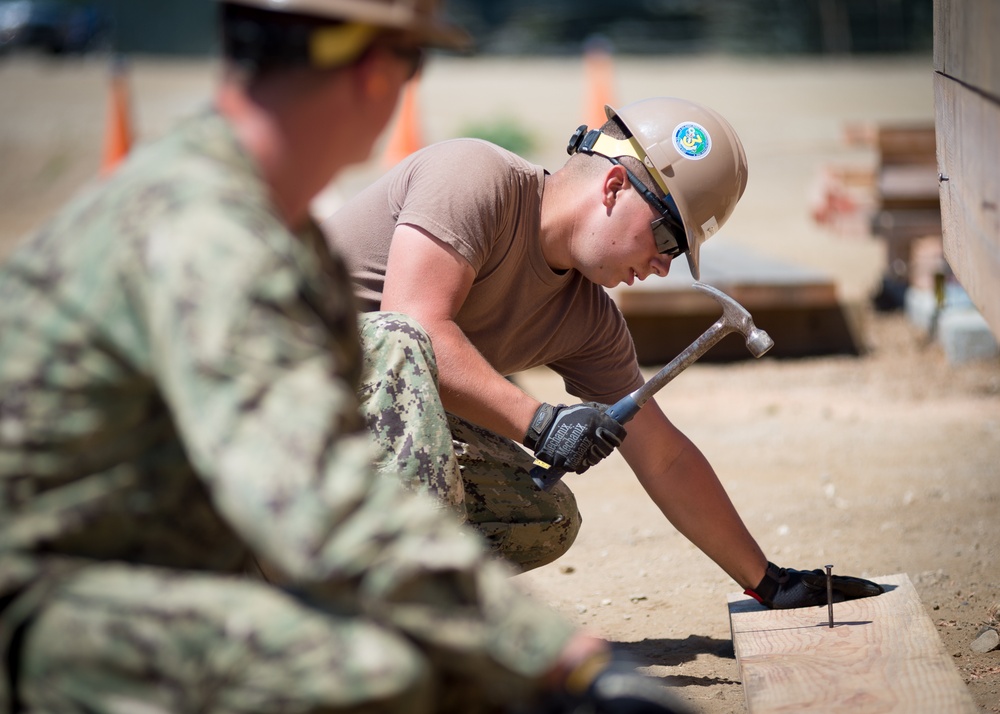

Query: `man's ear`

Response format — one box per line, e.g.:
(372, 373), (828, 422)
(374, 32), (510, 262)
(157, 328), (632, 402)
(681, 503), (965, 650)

(602, 163), (629, 210)
(354, 49), (393, 99)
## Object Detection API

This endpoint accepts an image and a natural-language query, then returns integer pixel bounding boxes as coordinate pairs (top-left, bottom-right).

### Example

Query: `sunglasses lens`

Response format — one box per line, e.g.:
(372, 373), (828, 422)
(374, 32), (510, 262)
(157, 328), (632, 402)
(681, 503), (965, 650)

(652, 217), (687, 256)
(624, 168), (688, 257)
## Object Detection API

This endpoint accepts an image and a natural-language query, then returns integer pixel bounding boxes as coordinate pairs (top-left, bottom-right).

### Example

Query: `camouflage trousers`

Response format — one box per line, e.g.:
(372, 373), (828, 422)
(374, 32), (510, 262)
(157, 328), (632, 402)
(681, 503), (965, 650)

(9, 563), (455, 714)
(357, 313), (581, 573)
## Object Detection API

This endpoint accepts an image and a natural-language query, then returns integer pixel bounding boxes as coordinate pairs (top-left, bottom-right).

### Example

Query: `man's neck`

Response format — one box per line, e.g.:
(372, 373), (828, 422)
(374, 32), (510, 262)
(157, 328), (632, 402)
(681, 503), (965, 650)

(214, 74), (326, 231)
(538, 170), (577, 272)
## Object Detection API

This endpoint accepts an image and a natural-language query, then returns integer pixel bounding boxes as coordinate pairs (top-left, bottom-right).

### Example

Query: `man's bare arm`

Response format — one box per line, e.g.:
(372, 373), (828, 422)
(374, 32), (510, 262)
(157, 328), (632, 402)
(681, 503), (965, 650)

(619, 399), (768, 590)
(381, 224), (539, 441)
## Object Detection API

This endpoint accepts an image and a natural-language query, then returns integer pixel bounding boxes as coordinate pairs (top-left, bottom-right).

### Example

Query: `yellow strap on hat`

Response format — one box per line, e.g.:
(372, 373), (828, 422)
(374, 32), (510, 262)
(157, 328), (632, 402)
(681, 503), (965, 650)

(589, 132), (671, 197)
(309, 22), (379, 68)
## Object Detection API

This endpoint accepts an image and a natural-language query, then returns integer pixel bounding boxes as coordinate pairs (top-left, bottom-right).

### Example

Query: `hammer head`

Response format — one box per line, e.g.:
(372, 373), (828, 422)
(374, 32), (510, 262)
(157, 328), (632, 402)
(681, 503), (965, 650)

(693, 282), (774, 357)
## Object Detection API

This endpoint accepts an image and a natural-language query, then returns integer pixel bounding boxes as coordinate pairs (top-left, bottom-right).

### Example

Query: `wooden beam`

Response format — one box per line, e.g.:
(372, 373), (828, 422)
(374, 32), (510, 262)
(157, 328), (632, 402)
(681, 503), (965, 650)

(934, 73), (1000, 339)
(934, 0), (1000, 101)
(727, 573), (977, 713)
(933, 0), (1000, 340)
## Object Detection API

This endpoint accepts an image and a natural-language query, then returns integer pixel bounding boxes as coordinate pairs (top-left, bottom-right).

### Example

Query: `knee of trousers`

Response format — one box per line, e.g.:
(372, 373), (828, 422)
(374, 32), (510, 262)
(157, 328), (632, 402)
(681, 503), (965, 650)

(485, 483), (583, 573)
(526, 482), (583, 569)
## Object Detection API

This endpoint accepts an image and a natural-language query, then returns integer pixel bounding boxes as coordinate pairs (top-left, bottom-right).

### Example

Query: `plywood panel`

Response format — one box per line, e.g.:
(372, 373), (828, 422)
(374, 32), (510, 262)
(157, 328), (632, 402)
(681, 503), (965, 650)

(934, 74), (1000, 338)
(728, 573), (977, 713)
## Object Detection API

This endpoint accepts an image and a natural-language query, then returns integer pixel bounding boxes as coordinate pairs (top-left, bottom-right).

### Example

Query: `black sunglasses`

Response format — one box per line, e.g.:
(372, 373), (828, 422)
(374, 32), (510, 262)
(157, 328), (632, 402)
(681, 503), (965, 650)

(616, 161), (689, 257)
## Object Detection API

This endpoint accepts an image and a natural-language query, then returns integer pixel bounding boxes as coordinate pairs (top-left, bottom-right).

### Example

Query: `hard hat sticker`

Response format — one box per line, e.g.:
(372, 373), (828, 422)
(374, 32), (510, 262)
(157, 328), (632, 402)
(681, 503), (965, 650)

(672, 122), (712, 160)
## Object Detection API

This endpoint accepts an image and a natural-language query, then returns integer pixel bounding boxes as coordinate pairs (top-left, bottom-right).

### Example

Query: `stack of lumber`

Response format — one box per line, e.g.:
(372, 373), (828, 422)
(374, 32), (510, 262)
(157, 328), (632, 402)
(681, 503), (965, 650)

(869, 123), (942, 299)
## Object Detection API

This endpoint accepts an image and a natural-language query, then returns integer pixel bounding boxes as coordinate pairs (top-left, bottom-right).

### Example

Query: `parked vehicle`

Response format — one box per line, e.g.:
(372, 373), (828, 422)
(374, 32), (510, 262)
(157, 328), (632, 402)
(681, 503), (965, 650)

(0, 0), (111, 55)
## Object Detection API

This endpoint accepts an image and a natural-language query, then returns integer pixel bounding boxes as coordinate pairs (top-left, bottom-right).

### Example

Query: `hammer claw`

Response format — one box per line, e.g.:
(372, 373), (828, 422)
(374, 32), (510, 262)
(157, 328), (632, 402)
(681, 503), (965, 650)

(630, 282), (774, 410)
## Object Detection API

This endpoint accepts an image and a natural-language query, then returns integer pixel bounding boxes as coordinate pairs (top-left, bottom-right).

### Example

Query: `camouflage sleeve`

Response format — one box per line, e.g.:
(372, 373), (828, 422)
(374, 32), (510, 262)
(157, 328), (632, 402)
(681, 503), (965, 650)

(132, 207), (575, 695)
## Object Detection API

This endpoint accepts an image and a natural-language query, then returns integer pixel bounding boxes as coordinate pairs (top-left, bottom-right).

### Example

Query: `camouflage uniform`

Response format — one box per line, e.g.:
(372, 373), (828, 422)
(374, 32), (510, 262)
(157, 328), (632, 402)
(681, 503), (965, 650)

(357, 314), (582, 572)
(0, 110), (576, 712)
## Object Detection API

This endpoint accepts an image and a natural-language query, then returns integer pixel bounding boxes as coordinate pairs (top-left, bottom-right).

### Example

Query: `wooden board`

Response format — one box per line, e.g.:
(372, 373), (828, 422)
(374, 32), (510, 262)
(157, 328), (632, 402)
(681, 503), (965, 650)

(877, 165), (940, 211)
(876, 125), (938, 167)
(608, 242), (840, 315)
(934, 0), (1000, 101)
(934, 0), (1000, 340)
(608, 242), (862, 363)
(727, 573), (977, 713)
(934, 74), (1000, 340)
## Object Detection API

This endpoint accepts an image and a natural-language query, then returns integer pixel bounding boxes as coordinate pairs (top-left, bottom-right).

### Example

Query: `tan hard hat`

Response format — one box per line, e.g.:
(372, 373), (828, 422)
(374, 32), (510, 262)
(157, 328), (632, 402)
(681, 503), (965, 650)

(223, 0), (471, 51)
(605, 97), (748, 280)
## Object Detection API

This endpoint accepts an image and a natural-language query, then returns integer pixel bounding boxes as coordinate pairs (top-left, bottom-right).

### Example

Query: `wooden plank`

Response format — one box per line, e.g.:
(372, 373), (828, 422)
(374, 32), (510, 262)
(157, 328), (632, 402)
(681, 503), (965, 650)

(613, 282), (839, 316)
(608, 242), (860, 362)
(933, 0), (1000, 101)
(876, 125), (937, 167)
(877, 165), (940, 211)
(934, 73), (1000, 339)
(727, 573), (977, 714)
(608, 242), (840, 315)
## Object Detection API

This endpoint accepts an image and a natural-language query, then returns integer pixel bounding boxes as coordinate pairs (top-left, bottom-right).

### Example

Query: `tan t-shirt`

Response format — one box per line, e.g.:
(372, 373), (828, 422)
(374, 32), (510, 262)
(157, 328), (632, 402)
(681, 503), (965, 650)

(324, 139), (643, 403)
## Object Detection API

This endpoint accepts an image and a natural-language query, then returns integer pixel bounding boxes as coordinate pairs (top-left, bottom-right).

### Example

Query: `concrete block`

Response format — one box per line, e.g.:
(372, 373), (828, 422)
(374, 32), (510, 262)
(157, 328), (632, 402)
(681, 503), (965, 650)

(904, 287), (936, 332)
(904, 284), (975, 333)
(939, 308), (999, 364)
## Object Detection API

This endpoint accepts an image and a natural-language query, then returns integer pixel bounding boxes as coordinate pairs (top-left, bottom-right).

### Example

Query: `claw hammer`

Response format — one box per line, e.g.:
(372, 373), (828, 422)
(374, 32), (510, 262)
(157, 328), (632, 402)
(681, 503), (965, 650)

(531, 282), (775, 491)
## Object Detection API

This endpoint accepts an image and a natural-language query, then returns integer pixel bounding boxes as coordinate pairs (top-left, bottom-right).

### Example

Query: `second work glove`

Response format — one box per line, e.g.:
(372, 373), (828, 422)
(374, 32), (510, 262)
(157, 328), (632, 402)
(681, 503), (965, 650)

(524, 402), (627, 475)
(538, 651), (695, 714)
(745, 561), (884, 609)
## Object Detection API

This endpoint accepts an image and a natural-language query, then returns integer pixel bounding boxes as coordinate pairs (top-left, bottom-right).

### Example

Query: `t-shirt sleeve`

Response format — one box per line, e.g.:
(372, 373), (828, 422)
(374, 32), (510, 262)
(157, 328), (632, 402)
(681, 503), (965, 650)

(549, 290), (645, 404)
(388, 141), (514, 272)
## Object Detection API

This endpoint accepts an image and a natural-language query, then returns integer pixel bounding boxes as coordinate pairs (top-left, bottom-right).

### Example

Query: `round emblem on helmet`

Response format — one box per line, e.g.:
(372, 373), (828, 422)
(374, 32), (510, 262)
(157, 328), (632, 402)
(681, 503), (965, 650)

(672, 122), (712, 160)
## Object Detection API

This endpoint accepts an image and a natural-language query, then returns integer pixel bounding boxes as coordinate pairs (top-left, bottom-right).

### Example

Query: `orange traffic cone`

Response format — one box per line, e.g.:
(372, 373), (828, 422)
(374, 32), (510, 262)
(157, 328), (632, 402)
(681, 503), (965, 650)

(381, 80), (423, 168)
(100, 57), (134, 177)
(582, 37), (617, 129)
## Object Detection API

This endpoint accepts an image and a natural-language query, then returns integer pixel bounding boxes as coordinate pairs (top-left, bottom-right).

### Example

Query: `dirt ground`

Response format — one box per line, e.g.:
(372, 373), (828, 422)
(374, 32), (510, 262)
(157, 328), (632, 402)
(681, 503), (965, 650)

(1, 53), (998, 712)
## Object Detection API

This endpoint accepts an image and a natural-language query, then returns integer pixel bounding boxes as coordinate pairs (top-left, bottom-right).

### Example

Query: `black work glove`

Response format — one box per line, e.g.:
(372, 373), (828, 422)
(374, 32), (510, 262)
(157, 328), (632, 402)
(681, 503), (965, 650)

(745, 561), (884, 609)
(538, 652), (695, 714)
(524, 402), (627, 475)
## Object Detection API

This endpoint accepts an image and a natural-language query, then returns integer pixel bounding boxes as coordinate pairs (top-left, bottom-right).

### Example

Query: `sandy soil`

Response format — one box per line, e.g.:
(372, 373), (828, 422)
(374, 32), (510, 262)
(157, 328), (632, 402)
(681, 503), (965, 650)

(515, 316), (1000, 712)
(1, 53), (998, 712)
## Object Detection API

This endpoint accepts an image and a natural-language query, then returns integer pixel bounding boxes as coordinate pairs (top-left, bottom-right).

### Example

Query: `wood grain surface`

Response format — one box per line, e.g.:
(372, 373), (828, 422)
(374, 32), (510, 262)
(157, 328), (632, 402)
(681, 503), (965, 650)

(727, 573), (978, 713)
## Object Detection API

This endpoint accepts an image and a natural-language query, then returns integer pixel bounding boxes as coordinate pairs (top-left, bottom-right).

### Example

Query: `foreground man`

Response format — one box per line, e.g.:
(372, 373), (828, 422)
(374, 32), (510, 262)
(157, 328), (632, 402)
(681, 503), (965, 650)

(0, 2), (694, 712)
(324, 97), (885, 607)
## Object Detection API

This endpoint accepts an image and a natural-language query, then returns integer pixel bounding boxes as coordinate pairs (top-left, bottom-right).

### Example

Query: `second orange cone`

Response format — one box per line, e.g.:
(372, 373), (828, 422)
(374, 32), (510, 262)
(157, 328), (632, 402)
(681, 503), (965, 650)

(582, 38), (617, 129)
(381, 80), (424, 168)
(101, 57), (134, 177)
